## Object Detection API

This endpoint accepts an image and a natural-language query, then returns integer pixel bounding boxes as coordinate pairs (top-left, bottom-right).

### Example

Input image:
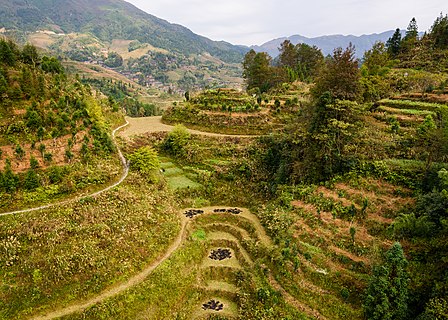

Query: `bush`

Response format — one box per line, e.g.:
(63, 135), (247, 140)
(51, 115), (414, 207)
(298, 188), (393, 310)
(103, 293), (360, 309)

(128, 146), (160, 182)
(162, 124), (191, 156)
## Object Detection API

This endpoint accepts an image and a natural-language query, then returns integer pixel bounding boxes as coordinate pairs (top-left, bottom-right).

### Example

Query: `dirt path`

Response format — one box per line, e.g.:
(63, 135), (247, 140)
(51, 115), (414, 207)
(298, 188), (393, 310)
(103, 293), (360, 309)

(0, 120), (130, 217)
(31, 214), (189, 320)
(119, 116), (258, 138)
(30, 207), (258, 319)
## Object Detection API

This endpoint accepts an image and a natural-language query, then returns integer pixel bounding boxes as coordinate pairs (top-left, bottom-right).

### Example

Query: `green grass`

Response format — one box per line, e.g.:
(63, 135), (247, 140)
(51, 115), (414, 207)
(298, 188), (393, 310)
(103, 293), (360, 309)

(160, 161), (176, 169)
(160, 159), (203, 190)
(378, 106), (436, 116)
(166, 175), (202, 190)
(163, 167), (184, 176)
(379, 99), (447, 111)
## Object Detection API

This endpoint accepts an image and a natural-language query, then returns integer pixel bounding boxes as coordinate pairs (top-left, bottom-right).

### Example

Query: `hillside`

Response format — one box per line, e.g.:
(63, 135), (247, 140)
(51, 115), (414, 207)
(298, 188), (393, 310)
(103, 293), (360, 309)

(0, 0), (247, 63)
(251, 30), (408, 58)
(0, 0), (246, 92)
(1, 11), (448, 320)
(0, 39), (125, 212)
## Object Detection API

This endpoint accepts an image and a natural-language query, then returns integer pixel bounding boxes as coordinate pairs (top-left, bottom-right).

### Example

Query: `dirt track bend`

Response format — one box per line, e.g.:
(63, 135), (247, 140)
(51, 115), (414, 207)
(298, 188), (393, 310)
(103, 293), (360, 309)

(119, 116), (259, 138)
(31, 213), (190, 320)
(30, 207), (258, 319)
(0, 120), (130, 217)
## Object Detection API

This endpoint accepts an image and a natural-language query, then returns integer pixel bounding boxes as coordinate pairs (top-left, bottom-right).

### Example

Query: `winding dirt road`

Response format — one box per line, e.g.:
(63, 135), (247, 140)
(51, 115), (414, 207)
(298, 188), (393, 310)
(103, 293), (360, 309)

(0, 120), (130, 217)
(31, 214), (190, 320)
(119, 116), (258, 138)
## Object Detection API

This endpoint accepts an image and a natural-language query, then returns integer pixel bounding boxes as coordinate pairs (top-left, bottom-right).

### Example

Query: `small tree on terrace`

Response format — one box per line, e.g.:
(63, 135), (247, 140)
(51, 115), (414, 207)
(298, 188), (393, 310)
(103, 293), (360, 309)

(311, 43), (361, 101)
(162, 124), (191, 156)
(128, 146), (160, 182)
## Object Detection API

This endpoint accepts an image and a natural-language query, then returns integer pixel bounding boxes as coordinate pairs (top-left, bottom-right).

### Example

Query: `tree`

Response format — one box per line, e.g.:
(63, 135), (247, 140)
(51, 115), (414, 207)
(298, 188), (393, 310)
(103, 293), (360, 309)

(24, 169), (40, 190)
(104, 52), (123, 68)
(386, 28), (402, 58)
(1, 159), (19, 193)
(312, 44), (361, 101)
(0, 39), (18, 66)
(362, 41), (390, 75)
(278, 40), (297, 69)
(401, 18), (419, 53)
(404, 17), (419, 43)
(0, 73), (7, 97)
(128, 146), (160, 182)
(304, 94), (361, 180)
(163, 124), (191, 156)
(30, 155), (39, 169)
(242, 50), (274, 92)
(21, 43), (40, 67)
(429, 13), (448, 49)
(296, 43), (324, 82)
(41, 56), (64, 74)
(363, 242), (409, 320)
(15, 144), (25, 160)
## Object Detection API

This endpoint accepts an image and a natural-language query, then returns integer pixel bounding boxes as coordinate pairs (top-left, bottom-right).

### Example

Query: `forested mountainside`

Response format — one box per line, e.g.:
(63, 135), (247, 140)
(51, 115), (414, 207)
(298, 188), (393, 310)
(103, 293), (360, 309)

(0, 38), (123, 211)
(0, 0), (246, 63)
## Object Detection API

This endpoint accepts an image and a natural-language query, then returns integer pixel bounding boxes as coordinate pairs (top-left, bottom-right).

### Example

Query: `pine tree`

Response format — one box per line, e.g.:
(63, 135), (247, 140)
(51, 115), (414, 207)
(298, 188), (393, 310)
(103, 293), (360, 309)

(404, 17), (419, 42)
(24, 169), (40, 190)
(364, 242), (409, 320)
(1, 159), (19, 193)
(386, 28), (402, 58)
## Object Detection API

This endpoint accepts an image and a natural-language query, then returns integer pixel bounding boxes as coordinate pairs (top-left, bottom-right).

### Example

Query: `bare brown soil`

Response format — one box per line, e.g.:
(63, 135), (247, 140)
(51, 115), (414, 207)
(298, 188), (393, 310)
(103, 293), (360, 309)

(119, 116), (257, 139)
(0, 131), (87, 173)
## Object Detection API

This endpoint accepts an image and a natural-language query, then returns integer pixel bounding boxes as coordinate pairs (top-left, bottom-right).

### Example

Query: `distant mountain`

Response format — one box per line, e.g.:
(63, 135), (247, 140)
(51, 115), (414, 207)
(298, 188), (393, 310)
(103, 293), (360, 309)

(251, 31), (408, 58)
(0, 0), (247, 63)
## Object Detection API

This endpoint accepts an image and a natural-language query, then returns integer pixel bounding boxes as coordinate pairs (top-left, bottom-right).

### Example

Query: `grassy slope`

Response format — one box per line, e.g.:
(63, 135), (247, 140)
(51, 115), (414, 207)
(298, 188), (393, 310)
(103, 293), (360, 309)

(0, 172), (181, 319)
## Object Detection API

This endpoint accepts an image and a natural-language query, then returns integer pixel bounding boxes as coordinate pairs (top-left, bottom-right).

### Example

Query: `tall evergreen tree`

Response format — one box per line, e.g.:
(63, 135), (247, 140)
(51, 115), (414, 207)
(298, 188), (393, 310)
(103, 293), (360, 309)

(404, 17), (419, 42)
(386, 28), (402, 58)
(364, 242), (409, 320)
(429, 13), (448, 49)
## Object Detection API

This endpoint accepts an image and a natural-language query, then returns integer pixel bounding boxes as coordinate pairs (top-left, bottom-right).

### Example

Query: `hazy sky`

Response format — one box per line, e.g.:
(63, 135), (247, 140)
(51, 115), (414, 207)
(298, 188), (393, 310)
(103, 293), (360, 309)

(126, 0), (446, 45)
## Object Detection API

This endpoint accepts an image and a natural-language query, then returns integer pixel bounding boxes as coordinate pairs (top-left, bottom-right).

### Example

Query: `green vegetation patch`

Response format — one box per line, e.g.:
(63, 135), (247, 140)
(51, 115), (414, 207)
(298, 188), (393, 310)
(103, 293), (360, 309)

(166, 175), (202, 190)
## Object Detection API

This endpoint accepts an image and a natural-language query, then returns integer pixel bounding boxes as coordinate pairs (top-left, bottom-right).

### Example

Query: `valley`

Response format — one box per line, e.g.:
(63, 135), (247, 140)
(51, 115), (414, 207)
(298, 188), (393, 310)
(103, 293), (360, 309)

(1, 2), (448, 320)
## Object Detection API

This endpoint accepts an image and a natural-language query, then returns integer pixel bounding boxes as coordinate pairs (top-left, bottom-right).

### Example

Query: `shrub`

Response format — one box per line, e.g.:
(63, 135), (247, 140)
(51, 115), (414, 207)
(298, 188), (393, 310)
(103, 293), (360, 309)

(162, 124), (191, 156)
(128, 146), (160, 182)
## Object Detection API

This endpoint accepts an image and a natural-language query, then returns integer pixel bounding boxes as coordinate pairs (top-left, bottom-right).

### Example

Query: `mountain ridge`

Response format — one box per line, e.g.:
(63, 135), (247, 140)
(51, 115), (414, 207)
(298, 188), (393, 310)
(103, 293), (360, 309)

(0, 0), (247, 63)
(251, 30), (408, 58)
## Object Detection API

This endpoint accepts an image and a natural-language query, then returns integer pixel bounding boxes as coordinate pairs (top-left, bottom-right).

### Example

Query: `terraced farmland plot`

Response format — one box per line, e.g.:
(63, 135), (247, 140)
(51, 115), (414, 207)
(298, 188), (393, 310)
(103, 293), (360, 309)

(160, 160), (203, 190)
(39, 207), (307, 320)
